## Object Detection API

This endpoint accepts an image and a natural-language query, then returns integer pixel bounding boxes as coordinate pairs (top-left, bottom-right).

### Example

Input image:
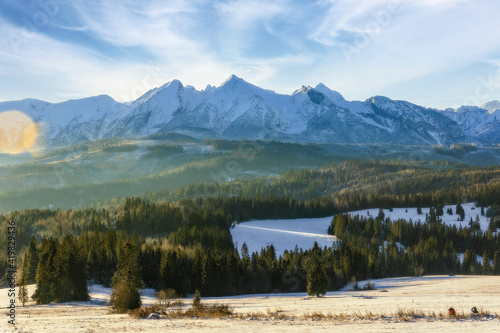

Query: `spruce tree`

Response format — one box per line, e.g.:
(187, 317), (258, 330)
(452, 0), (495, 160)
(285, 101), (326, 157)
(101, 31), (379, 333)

(56, 236), (89, 302)
(23, 237), (39, 284)
(110, 241), (143, 312)
(18, 270), (29, 306)
(33, 238), (59, 304)
(160, 249), (189, 297)
(241, 243), (250, 268)
(436, 205), (444, 216)
(482, 251), (490, 275)
(493, 251), (500, 275)
(377, 208), (385, 220)
(462, 249), (477, 274)
(456, 203), (465, 221)
(305, 242), (327, 297)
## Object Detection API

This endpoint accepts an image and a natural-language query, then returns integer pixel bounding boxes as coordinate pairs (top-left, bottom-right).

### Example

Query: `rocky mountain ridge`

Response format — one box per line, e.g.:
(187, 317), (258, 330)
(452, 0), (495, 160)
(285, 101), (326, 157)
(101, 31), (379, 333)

(1, 75), (499, 146)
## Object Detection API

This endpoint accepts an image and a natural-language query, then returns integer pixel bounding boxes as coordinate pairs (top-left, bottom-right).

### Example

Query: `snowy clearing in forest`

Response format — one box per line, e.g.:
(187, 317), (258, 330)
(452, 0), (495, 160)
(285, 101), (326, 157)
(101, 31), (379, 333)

(231, 203), (492, 255)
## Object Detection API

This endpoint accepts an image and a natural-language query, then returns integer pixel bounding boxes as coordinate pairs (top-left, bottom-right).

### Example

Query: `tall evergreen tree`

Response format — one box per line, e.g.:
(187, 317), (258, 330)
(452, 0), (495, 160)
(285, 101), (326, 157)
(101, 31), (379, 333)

(482, 251), (490, 275)
(456, 203), (465, 221)
(56, 236), (89, 302)
(22, 237), (39, 284)
(436, 205), (444, 217)
(18, 270), (29, 306)
(304, 242), (327, 297)
(241, 243), (250, 268)
(110, 241), (143, 312)
(160, 249), (189, 296)
(493, 251), (500, 275)
(462, 249), (477, 274)
(33, 238), (59, 304)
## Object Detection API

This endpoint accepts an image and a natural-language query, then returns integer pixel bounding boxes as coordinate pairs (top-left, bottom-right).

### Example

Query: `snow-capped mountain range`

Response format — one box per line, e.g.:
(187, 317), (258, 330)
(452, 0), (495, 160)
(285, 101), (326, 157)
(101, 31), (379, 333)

(1, 75), (500, 147)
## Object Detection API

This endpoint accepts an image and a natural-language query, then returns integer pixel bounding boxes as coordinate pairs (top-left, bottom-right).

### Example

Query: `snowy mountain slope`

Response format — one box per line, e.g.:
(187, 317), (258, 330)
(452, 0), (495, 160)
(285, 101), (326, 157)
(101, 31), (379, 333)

(481, 100), (500, 112)
(443, 105), (500, 141)
(1, 75), (500, 146)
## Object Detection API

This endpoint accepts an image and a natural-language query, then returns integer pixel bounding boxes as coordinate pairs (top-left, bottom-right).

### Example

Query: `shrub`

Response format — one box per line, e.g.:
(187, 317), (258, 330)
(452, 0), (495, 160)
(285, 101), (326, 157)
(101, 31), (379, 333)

(156, 288), (177, 307)
(363, 282), (376, 290)
(183, 303), (233, 317)
(193, 289), (201, 308)
(110, 281), (142, 313)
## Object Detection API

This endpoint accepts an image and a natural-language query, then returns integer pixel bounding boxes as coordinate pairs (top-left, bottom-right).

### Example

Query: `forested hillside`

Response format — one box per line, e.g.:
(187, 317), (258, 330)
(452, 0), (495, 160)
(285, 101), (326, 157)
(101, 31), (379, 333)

(2, 159), (500, 303)
(1, 137), (499, 212)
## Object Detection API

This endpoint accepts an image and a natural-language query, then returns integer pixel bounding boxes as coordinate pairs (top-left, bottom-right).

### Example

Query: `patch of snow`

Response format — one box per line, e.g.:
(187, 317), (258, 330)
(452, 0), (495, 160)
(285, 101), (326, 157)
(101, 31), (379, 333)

(231, 216), (335, 256)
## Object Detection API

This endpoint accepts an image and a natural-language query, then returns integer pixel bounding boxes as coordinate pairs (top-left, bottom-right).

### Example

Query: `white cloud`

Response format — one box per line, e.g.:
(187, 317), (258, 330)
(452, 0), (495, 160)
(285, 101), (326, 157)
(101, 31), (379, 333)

(303, 0), (500, 107)
(70, 0), (200, 53)
(1, 0), (500, 109)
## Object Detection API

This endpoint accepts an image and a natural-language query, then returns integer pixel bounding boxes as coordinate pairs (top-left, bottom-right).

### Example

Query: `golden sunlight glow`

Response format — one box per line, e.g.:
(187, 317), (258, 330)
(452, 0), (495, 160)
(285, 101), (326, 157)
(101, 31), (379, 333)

(0, 111), (39, 154)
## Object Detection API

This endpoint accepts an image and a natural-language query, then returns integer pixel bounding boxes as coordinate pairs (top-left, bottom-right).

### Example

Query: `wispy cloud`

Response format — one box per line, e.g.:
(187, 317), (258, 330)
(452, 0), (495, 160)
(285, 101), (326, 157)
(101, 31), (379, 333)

(0, 0), (499, 108)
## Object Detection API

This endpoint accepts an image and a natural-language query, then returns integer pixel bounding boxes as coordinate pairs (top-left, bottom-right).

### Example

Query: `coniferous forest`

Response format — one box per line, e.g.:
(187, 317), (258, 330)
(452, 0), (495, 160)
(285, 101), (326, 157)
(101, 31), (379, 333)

(2, 159), (500, 308)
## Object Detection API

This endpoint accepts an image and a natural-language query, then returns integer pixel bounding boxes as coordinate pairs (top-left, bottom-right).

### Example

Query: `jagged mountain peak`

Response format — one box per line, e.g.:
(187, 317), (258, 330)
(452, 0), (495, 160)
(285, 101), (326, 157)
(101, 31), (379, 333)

(313, 83), (345, 103)
(219, 74), (247, 87)
(454, 105), (486, 114)
(1, 76), (500, 146)
(365, 95), (394, 106)
(132, 79), (185, 106)
(204, 84), (216, 93)
(481, 100), (500, 113)
(292, 85), (313, 95)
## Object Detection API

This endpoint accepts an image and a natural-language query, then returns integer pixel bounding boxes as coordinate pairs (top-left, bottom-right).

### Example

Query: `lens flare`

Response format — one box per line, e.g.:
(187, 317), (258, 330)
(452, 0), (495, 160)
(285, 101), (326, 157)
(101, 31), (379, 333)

(0, 111), (39, 154)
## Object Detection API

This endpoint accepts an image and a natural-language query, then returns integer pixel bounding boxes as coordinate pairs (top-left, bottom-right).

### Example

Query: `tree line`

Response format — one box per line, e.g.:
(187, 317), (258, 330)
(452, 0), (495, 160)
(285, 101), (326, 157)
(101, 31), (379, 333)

(13, 206), (500, 308)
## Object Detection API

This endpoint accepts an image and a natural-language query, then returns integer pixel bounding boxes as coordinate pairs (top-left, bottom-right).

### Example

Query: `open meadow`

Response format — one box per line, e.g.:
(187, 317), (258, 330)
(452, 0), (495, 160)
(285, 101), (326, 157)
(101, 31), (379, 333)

(2, 275), (499, 332)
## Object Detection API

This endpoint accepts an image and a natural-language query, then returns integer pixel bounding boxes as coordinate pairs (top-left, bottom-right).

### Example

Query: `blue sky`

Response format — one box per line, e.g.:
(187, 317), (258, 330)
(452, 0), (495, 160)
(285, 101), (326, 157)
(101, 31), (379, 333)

(1, 0), (500, 109)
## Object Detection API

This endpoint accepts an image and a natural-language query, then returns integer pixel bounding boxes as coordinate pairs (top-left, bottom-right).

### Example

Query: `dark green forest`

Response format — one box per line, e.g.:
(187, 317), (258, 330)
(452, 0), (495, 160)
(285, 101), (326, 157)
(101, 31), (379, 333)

(2, 159), (500, 306)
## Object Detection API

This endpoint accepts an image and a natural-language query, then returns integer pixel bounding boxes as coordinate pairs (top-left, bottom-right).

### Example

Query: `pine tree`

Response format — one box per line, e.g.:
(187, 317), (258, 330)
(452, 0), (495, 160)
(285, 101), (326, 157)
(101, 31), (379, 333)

(428, 207), (437, 223)
(18, 270), (29, 306)
(33, 238), (59, 304)
(110, 241), (143, 312)
(456, 203), (465, 221)
(462, 249), (477, 274)
(56, 236), (89, 302)
(160, 249), (189, 297)
(241, 243), (250, 268)
(436, 205), (444, 216)
(305, 242), (327, 297)
(493, 251), (500, 275)
(377, 208), (385, 220)
(482, 251), (490, 275)
(23, 237), (39, 284)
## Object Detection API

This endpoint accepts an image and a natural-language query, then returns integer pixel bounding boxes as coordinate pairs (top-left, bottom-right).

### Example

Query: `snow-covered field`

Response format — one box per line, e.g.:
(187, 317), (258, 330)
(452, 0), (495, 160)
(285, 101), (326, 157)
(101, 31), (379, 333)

(349, 203), (490, 232)
(231, 216), (336, 255)
(231, 203), (491, 256)
(2, 276), (499, 332)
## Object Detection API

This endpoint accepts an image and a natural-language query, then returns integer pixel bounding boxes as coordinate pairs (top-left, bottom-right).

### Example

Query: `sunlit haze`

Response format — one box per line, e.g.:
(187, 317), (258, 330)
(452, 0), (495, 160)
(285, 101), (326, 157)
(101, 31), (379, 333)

(0, 110), (38, 154)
